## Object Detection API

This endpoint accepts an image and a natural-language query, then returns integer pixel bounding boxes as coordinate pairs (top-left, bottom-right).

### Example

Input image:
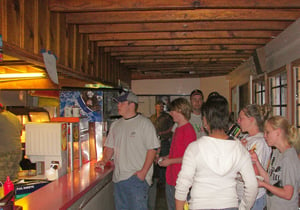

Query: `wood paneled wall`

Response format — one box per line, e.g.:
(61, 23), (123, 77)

(0, 0), (131, 87)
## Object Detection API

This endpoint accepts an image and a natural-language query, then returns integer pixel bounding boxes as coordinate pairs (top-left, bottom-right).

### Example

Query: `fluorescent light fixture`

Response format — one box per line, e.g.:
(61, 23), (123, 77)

(0, 73), (45, 79)
(85, 83), (112, 88)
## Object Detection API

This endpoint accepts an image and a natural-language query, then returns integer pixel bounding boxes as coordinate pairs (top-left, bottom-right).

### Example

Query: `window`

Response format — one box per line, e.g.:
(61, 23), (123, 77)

(254, 80), (265, 105)
(269, 71), (287, 116)
(295, 67), (300, 131)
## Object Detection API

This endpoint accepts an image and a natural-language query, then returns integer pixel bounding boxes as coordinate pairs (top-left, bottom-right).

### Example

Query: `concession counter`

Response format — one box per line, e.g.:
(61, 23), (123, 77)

(15, 160), (115, 210)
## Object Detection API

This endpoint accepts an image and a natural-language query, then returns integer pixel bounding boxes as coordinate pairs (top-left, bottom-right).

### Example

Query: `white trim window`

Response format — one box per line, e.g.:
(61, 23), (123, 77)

(269, 71), (287, 116)
(254, 80), (265, 105)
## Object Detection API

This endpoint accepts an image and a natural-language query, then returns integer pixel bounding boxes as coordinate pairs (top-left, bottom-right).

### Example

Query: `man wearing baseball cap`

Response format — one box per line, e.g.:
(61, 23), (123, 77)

(189, 89), (206, 138)
(0, 103), (22, 183)
(95, 91), (160, 210)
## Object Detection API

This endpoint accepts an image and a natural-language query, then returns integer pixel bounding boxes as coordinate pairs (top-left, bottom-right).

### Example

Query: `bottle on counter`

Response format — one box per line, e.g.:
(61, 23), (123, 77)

(3, 176), (14, 200)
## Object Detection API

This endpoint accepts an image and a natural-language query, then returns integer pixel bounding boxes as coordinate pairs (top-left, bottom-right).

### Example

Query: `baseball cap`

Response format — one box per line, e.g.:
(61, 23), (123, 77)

(113, 91), (138, 103)
(190, 89), (203, 97)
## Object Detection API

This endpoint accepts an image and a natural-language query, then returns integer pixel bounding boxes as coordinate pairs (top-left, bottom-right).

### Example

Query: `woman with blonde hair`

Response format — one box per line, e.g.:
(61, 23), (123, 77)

(237, 104), (272, 210)
(251, 116), (300, 210)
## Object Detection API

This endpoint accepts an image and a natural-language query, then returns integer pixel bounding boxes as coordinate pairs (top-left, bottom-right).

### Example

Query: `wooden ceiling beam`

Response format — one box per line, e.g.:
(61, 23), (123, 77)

(126, 62), (242, 68)
(133, 71), (233, 76)
(125, 66), (240, 70)
(120, 58), (245, 63)
(66, 9), (300, 24)
(118, 60), (244, 64)
(131, 72), (229, 80)
(49, 0), (300, 12)
(89, 31), (280, 41)
(129, 69), (239, 75)
(115, 55), (250, 60)
(97, 38), (270, 47)
(136, 67), (234, 72)
(104, 45), (261, 52)
(137, 68), (233, 73)
(132, 64), (237, 72)
(46, 1), (300, 80)
(132, 67), (238, 72)
(110, 50), (253, 56)
(141, 68), (233, 72)
(79, 21), (293, 34)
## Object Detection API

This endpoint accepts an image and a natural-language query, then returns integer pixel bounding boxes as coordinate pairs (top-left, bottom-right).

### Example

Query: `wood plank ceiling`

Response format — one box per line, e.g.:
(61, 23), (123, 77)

(49, 0), (300, 80)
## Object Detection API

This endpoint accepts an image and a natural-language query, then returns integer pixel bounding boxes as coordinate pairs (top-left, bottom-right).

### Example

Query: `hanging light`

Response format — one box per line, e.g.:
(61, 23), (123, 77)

(0, 73), (45, 79)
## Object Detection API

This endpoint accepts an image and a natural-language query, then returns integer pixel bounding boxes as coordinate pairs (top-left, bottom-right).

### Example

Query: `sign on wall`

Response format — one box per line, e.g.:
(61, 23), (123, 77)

(59, 90), (103, 122)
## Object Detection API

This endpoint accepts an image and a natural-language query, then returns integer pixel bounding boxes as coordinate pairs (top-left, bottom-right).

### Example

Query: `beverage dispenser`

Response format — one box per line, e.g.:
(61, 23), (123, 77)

(25, 122), (68, 179)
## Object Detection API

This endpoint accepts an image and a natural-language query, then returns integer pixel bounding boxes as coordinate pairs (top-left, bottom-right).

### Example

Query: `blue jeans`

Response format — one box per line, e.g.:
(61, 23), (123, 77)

(165, 183), (176, 210)
(251, 194), (266, 210)
(114, 175), (149, 210)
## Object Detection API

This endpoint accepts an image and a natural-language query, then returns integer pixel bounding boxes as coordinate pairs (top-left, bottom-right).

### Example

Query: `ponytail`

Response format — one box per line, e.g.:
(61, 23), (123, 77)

(288, 124), (300, 150)
(266, 116), (300, 150)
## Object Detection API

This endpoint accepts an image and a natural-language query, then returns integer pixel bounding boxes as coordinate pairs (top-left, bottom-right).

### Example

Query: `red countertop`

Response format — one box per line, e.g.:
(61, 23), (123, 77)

(15, 160), (113, 210)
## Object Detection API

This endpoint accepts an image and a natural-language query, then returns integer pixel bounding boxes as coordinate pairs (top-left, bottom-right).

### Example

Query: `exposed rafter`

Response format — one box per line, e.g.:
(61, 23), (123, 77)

(45, 1), (300, 79)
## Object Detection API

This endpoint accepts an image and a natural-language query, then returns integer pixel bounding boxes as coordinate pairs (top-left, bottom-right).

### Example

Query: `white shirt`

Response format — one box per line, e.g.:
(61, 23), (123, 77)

(175, 136), (258, 210)
(189, 113), (206, 139)
(105, 114), (160, 185)
(246, 132), (272, 199)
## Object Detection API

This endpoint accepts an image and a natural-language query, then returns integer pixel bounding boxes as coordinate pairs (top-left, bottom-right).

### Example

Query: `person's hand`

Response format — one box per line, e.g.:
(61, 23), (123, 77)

(135, 170), (146, 181)
(241, 138), (247, 147)
(95, 160), (106, 170)
(257, 179), (265, 187)
(158, 157), (170, 167)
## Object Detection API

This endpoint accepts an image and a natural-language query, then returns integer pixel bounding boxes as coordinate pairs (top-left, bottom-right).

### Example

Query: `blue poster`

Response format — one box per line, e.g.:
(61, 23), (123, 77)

(59, 90), (103, 122)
